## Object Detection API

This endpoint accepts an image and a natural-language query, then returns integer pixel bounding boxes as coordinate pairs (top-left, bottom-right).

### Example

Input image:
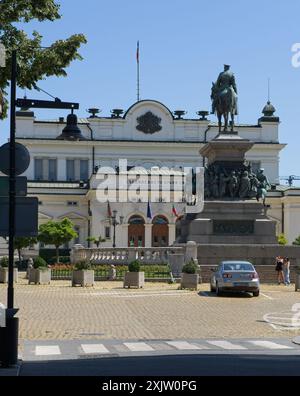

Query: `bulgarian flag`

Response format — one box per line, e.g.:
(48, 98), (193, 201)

(172, 204), (179, 217)
(136, 40), (140, 63)
(107, 201), (112, 218)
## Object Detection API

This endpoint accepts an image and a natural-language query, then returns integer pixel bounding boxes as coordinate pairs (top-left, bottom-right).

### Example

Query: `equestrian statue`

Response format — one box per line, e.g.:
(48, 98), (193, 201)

(211, 64), (238, 133)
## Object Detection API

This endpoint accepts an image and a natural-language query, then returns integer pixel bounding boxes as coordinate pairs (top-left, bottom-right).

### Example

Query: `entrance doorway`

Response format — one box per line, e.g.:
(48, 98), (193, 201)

(152, 216), (169, 247)
(128, 215), (145, 247)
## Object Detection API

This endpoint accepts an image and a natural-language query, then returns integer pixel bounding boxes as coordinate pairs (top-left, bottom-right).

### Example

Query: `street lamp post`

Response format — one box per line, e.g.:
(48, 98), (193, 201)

(111, 210), (124, 248)
(0, 48), (82, 367)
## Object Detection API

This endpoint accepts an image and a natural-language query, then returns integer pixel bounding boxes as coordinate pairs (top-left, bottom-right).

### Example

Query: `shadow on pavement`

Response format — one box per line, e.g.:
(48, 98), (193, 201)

(18, 354), (300, 376)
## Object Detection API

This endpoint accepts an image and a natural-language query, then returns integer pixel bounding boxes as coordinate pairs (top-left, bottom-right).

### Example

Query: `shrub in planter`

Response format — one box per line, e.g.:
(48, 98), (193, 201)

(124, 260), (144, 288)
(128, 260), (141, 273)
(0, 257), (18, 284)
(28, 256), (51, 285)
(182, 261), (198, 274)
(72, 261), (94, 287)
(33, 256), (47, 269)
(181, 261), (199, 290)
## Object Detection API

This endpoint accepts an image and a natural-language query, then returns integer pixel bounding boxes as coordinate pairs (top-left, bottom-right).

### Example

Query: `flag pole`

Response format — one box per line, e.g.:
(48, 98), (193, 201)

(137, 41), (140, 102)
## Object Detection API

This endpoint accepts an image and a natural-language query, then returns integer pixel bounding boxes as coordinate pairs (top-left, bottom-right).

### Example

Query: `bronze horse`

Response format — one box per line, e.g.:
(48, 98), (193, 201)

(211, 83), (238, 133)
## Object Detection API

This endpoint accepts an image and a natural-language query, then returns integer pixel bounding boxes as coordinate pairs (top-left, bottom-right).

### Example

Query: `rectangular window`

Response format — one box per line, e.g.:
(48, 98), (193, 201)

(67, 160), (75, 181)
(67, 201), (78, 207)
(48, 159), (57, 181)
(80, 160), (89, 181)
(105, 226), (111, 239)
(34, 159), (43, 180)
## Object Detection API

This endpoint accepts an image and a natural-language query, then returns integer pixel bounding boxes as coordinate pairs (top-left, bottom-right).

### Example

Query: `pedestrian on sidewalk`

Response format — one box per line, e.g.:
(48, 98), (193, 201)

(108, 264), (117, 281)
(275, 256), (284, 285)
(283, 257), (291, 286)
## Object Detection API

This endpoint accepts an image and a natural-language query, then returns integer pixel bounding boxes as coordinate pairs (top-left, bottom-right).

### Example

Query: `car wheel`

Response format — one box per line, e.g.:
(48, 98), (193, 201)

(216, 283), (222, 296)
(253, 290), (260, 297)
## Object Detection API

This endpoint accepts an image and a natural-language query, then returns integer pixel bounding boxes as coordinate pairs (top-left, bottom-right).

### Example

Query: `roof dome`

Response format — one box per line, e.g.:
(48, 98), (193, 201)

(262, 101), (276, 117)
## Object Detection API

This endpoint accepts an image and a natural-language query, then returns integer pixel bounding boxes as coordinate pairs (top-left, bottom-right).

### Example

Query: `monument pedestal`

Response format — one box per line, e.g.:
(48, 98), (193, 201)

(178, 132), (300, 276)
(181, 200), (277, 245)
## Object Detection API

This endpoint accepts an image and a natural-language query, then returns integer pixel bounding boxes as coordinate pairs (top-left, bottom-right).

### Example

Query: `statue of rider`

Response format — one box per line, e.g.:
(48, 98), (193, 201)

(211, 64), (238, 115)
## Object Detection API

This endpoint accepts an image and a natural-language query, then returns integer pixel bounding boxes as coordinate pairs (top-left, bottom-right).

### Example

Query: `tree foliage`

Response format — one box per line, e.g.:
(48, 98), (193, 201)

(278, 233), (288, 246)
(293, 236), (300, 246)
(38, 218), (78, 262)
(86, 236), (106, 248)
(14, 236), (37, 262)
(0, 0), (87, 118)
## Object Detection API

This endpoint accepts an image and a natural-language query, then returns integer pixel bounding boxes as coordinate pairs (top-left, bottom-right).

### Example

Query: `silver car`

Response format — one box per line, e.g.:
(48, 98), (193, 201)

(210, 261), (260, 297)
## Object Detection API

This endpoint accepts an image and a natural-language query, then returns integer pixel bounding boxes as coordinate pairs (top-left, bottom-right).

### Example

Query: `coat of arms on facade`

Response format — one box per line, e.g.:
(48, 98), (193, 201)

(136, 111), (162, 134)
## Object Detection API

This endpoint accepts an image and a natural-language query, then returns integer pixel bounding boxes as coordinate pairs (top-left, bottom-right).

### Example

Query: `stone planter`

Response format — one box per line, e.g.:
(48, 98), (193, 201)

(72, 270), (94, 287)
(28, 268), (51, 285)
(181, 273), (199, 290)
(0, 268), (18, 284)
(123, 272), (145, 288)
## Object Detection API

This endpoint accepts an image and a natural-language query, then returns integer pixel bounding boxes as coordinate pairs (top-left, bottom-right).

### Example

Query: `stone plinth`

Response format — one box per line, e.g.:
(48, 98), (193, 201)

(200, 133), (254, 171)
(181, 201), (277, 245)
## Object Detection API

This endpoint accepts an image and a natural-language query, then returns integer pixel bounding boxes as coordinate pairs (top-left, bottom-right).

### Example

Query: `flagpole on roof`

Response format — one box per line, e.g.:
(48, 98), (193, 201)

(136, 40), (140, 102)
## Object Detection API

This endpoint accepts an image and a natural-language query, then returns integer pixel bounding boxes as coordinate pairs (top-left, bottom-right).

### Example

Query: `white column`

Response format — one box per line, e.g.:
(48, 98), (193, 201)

(168, 223), (176, 246)
(145, 224), (153, 247)
(120, 224), (129, 247)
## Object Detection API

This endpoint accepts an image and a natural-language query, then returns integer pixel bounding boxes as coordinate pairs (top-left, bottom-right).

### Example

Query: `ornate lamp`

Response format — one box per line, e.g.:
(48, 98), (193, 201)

(56, 111), (87, 141)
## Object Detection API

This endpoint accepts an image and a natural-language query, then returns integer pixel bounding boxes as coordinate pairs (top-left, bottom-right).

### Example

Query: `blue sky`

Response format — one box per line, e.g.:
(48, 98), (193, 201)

(1, 0), (300, 183)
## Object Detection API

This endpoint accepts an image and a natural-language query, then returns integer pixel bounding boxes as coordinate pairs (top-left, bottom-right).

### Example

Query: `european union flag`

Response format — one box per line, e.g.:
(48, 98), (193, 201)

(147, 200), (153, 220)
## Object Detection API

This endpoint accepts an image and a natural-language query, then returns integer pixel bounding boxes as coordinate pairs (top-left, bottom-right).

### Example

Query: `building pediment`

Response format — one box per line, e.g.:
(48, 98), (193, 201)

(58, 212), (87, 221)
(38, 212), (53, 220)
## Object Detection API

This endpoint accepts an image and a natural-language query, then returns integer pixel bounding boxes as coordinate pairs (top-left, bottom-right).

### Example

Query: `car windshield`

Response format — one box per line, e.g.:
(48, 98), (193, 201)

(223, 263), (254, 271)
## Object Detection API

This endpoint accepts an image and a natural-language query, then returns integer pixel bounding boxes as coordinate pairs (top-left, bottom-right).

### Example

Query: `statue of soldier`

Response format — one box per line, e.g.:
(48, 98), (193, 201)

(219, 173), (230, 198)
(211, 64), (238, 116)
(239, 171), (251, 199)
(212, 175), (219, 198)
(228, 171), (239, 198)
(256, 168), (270, 204)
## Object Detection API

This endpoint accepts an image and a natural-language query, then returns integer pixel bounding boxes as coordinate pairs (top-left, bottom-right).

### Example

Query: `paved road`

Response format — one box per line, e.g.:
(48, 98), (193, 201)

(18, 354), (300, 376)
(1, 279), (299, 341)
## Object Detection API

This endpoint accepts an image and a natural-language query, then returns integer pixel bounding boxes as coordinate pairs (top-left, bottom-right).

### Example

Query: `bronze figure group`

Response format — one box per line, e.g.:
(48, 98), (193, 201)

(204, 164), (270, 203)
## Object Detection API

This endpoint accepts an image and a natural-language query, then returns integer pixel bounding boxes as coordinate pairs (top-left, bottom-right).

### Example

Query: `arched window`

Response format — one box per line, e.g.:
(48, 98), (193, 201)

(129, 215), (145, 225)
(152, 215), (168, 225)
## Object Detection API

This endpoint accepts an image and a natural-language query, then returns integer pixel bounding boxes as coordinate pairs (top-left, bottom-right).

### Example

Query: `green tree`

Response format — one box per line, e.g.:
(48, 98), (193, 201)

(38, 218), (78, 263)
(0, 0), (87, 119)
(278, 233), (288, 246)
(86, 236), (106, 248)
(293, 236), (300, 246)
(14, 236), (37, 263)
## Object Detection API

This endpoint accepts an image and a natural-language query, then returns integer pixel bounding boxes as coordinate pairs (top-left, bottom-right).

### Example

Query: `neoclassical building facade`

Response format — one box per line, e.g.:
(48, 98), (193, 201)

(7, 99), (300, 249)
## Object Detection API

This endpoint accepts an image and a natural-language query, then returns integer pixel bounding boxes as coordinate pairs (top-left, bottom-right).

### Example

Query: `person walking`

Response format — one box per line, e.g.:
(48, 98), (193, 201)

(275, 256), (284, 285)
(283, 257), (291, 286)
